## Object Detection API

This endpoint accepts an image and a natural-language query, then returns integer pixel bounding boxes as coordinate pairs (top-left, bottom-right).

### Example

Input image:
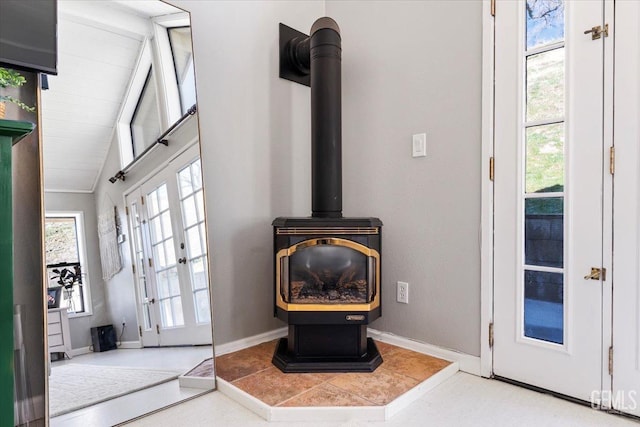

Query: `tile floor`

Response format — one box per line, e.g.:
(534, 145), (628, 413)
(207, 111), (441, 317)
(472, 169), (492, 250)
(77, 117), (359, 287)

(214, 339), (451, 407)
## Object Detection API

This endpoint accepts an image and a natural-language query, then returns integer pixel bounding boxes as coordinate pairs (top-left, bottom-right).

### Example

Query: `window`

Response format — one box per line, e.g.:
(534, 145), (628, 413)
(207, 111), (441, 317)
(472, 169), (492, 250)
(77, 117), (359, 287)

(117, 14), (196, 168)
(130, 67), (162, 157)
(168, 27), (196, 114)
(522, 0), (565, 344)
(45, 213), (91, 315)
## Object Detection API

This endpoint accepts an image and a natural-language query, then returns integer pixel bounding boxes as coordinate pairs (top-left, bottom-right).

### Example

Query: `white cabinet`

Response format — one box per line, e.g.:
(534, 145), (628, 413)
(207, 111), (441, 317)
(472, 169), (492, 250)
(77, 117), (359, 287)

(47, 308), (72, 358)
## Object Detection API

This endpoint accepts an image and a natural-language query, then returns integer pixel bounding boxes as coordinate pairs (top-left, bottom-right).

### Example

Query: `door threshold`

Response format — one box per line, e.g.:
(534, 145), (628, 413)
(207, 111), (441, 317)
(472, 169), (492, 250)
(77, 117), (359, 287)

(493, 376), (640, 422)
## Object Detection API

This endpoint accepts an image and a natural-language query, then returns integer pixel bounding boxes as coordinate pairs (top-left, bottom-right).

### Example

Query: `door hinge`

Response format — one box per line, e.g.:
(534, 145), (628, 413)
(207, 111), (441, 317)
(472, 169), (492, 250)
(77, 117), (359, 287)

(489, 157), (495, 181)
(125, 206), (129, 216)
(132, 264), (136, 275)
(156, 324), (160, 334)
(490, 0), (495, 17)
(489, 322), (494, 348)
(148, 258), (153, 268)
(138, 326), (142, 337)
(141, 196), (145, 205)
(609, 146), (615, 175)
(608, 346), (613, 375)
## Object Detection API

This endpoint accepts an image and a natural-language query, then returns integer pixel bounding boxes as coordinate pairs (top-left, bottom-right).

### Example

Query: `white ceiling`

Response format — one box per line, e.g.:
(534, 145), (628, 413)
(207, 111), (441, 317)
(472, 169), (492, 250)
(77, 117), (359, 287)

(42, 0), (183, 192)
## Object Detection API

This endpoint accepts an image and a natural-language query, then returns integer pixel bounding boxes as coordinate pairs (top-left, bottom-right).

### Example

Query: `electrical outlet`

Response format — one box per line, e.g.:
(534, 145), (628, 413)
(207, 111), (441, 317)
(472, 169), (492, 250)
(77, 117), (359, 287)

(397, 281), (409, 304)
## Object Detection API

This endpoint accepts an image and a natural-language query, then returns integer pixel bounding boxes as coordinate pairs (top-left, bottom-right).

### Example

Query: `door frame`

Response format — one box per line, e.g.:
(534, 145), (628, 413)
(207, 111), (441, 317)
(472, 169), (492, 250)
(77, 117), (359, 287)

(480, 0), (495, 378)
(122, 140), (201, 347)
(480, 0), (615, 393)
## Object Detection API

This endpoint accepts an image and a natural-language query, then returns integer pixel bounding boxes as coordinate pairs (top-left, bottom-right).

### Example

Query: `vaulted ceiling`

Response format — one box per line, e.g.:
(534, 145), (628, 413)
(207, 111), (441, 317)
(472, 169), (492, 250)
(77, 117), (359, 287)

(41, 0), (182, 192)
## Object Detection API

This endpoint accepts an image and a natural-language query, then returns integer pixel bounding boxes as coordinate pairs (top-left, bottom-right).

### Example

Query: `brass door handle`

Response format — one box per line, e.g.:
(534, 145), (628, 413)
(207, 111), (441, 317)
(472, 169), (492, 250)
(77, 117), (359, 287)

(584, 24), (608, 40)
(584, 267), (606, 281)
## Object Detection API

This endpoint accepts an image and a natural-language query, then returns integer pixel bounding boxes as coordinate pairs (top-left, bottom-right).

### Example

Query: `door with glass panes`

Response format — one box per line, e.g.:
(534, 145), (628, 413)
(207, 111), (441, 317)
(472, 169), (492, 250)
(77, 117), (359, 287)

(493, 0), (611, 401)
(127, 145), (211, 346)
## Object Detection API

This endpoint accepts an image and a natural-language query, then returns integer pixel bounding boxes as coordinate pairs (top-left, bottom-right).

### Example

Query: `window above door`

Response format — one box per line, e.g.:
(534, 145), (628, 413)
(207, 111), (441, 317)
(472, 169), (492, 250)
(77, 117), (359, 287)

(116, 12), (196, 169)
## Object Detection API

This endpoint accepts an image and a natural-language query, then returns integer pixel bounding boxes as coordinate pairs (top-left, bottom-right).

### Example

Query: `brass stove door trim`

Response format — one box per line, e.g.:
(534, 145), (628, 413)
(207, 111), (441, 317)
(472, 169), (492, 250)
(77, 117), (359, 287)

(276, 238), (380, 312)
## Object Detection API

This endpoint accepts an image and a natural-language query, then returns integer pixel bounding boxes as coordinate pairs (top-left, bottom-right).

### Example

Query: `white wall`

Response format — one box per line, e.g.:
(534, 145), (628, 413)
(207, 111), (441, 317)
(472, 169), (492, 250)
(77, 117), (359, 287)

(169, 0), (324, 344)
(45, 192), (111, 349)
(169, 0), (482, 356)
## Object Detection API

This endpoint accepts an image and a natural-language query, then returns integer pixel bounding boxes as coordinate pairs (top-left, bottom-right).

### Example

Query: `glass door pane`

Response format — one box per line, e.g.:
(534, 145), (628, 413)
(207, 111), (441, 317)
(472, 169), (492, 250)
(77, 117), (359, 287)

(177, 159), (210, 324)
(146, 183), (184, 328)
(522, 0), (565, 345)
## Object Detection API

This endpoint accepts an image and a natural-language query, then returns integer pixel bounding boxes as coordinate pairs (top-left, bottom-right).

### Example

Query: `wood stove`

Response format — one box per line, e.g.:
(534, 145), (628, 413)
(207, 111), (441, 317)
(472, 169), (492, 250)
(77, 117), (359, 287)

(272, 17), (383, 372)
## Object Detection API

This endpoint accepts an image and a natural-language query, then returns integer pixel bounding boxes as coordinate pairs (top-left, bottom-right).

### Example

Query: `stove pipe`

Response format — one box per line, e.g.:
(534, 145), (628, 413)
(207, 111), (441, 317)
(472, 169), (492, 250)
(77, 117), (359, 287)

(309, 18), (342, 218)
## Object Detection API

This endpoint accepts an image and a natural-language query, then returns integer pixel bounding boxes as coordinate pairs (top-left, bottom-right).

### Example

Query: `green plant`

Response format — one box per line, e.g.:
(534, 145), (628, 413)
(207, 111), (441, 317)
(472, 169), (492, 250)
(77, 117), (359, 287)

(0, 67), (36, 113)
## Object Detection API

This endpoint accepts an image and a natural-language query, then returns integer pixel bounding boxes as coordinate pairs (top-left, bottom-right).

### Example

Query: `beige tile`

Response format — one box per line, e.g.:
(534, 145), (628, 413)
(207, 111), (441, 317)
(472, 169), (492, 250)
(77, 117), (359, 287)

(185, 357), (214, 377)
(231, 367), (328, 406)
(278, 383), (374, 407)
(328, 367), (419, 405)
(215, 341), (277, 382)
(381, 348), (452, 382)
(373, 340), (402, 356)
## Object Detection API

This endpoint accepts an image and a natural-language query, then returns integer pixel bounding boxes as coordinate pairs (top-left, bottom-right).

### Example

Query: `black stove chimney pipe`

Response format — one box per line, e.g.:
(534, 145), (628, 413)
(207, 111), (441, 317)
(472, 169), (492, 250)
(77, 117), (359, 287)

(310, 18), (342, 218)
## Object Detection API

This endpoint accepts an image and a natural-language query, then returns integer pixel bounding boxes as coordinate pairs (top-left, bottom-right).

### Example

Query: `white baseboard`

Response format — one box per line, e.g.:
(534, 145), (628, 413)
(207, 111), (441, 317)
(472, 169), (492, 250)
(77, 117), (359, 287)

(214, 327), (287, 356)
(367, 329), (481, 376)
(68, 346), (91, 357)
(119, 340), (142, 349)
(68, 340), (142, 357)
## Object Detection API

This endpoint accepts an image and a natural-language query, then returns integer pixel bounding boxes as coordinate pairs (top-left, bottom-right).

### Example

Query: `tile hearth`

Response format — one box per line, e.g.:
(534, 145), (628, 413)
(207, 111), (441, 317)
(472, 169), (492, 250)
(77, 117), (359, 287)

(214, 339), (457, 422)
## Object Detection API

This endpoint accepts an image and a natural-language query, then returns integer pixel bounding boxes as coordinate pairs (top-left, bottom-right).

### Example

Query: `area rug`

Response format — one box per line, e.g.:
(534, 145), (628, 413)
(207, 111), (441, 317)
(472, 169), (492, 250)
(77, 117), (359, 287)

(49, 364), (181, 417)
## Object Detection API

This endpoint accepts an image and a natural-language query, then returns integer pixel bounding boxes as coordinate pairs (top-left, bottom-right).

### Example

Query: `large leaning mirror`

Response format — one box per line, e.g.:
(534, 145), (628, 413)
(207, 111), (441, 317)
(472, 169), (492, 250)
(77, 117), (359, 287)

(41, 1), (215, 425)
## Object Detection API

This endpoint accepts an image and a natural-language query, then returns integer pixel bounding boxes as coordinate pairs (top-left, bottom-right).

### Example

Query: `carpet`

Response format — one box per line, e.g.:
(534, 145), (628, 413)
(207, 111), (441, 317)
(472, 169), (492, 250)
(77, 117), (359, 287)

(49, 364), (181, 417)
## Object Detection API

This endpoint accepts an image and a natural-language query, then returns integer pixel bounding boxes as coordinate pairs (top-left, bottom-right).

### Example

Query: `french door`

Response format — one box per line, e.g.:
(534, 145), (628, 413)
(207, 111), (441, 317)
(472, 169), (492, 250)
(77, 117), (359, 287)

(126, 145), (211, 346)
(493, 0), (612, 401)
(611, 0), (640, 417)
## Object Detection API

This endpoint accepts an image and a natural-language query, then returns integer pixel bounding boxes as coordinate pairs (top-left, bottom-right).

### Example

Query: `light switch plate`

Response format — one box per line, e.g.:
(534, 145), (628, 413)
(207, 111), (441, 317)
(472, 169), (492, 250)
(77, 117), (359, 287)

(412, 133), (427, 157)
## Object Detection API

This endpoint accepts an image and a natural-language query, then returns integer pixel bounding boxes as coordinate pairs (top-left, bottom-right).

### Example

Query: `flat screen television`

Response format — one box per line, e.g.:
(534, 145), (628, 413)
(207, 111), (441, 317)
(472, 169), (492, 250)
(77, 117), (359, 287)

(0, 0), (57, 74)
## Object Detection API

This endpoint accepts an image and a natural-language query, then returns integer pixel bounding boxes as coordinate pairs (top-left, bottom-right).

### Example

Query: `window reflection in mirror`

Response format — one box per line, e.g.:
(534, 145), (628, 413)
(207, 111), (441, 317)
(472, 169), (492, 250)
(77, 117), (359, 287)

(168, 27), (197, 114)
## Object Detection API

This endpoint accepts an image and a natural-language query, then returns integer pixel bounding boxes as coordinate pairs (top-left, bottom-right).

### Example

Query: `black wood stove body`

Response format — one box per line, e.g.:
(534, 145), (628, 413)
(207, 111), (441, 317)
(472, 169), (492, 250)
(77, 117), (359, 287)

(272, 17), (382, 373)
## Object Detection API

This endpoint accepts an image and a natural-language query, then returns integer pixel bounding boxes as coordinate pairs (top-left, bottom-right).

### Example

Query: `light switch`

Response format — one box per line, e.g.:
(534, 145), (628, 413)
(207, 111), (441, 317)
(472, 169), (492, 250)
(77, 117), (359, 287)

(412, 133), (427, 157)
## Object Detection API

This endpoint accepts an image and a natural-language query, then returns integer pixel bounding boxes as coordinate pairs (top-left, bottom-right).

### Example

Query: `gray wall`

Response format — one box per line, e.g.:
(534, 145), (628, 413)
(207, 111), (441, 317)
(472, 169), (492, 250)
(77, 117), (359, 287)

(44, 192), (110, 349)
(326, 0), (483, 355)
(169, 0), (483, 356)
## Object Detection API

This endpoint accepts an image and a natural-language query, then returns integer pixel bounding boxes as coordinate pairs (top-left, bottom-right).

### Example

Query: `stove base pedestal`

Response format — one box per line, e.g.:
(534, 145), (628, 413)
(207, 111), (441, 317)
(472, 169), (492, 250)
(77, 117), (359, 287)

(272, 337), (383, 373)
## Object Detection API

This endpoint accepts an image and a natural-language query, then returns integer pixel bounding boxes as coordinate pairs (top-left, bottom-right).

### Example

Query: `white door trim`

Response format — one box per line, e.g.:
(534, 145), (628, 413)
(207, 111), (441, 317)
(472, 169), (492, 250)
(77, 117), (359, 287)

(601, 0), (615, 401)
(480, 0), (495, 379)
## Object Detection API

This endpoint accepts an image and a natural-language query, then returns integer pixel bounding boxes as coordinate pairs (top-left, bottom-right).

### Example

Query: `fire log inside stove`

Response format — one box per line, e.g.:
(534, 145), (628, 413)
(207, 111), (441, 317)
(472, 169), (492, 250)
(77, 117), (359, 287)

(272, 17), (383, 373)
